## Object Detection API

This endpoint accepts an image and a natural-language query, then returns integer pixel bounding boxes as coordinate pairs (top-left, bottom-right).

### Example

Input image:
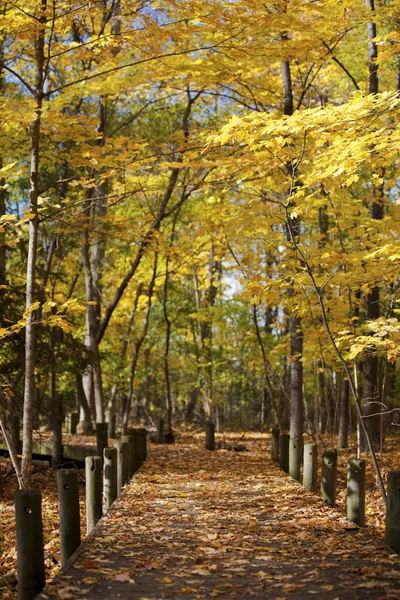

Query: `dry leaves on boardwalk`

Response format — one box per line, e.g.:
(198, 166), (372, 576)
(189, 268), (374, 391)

(36, 433), (400, 600)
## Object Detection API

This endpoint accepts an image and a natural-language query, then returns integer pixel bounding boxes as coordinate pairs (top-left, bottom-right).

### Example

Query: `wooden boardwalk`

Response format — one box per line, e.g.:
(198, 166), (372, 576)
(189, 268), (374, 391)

(38, 438), (400, 599)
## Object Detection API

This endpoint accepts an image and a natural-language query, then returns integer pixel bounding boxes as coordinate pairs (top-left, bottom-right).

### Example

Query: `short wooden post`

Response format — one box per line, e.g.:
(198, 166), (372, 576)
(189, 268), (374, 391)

(321, 448), (337, 507)
(271, 427), (280, 462)
(205, 421), (215, 451)
(130, 429), (141, 474)
(96, 423), (108, 466)
(52, 405), (63, 468)
(347, 458), (365, 527)
(117, 440), (129, 495)
(103, 447), (117, 510)
(85, 456), (102, 534)
(121, 434), (134, 477)
(70, 412), (79, 435)
(108, 414), (116, 439)
(141, 427), (147, 461)
(15, 490), (45, 600)
(385, 471), (400, 553)
(156, 418), (164, 444)
(279, 433), (290, 473)
(289, 437), (301, 482)
(136, 428), (145, 466)
(303, 442), (317, 491)
(57, 469), (81, 565)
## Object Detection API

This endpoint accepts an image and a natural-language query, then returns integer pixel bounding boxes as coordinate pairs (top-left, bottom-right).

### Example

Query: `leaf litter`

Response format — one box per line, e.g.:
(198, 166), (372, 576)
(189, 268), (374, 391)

(27, 432), (400, 599)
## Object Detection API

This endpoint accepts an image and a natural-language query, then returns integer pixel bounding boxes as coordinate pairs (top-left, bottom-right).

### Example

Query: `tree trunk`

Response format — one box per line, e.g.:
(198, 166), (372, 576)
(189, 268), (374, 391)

(289, 315), (304, 440)
(122, 254), (158, 434)
(281, 46), (304, 443)
(81, 192), (105, 424)
(50, 321), (62, 467)
(363, 0), (382, 449)
(338, 377), (349, 448)
(21, 0), (47, 488)
(106, 283), (143, 425)
(163, 254), (173, 436)
(75, 373), (92, 434)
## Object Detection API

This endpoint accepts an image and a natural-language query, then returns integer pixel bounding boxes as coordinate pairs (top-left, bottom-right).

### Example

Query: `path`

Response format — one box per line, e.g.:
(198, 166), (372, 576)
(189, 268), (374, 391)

(39, 436), (400, 599)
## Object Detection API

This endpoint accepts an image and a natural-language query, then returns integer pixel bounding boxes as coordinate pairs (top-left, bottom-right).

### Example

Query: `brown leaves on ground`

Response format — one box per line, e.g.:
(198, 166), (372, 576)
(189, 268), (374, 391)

(1, 431), (400, 599)
(36, 432), (400, 600)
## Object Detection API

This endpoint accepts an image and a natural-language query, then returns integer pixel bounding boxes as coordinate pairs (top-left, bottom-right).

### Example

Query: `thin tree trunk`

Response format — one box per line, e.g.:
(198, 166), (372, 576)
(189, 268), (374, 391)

(281, 36), (304, 443)
(338, 377), (349, 448)
(21, 0), (47, 488)
(363, 0), (382, 449)
(106, 283), (143, 424)
(163, 223), (177, 436)
(75, 373), (92, 434)
(122, 254), (158, 434)
(50, 314), (62, 467)
(81, 191), (105, 423)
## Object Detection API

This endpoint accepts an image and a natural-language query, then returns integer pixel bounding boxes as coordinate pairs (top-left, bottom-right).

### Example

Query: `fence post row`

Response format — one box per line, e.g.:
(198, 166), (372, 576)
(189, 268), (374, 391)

(270, 432), (400, 556)
(15, 426), (149, 599)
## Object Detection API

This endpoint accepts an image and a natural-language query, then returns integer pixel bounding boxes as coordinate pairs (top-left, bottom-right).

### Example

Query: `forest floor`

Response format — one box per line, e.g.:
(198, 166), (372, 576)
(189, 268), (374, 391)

(1, 431), (400, 599)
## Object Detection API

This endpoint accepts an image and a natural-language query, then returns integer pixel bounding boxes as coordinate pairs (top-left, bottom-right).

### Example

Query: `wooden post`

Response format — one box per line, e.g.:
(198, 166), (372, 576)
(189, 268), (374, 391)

(321, 448), (337, 507)
(85, 456), (102, 534)
(289, 437), (301, 482)
(279, 433), (289, 473)
(141, 427), (147, 461)
(385, 471), (400, 553)
(108, 414), (116, 439)
(57, 469), (81, 565)
(117, 440), (129, 495)
(15, 490), (45, 600)
(52, 404), (63, 469)
(156, 418), (164, 444)
(64, 415), (70, 434)
(96, 423), (108, 466)
(205, 421), (215, 451)
(303, 442), (317, 491)
(271, 427), (280, 462)
(70, 412), (79, 435)
(347, 458), (365, 527)
(103, 447), (117, 510)
(129, 429), (141, 474)
(136, 428), (145, 467)
(121, 434), (133, 477)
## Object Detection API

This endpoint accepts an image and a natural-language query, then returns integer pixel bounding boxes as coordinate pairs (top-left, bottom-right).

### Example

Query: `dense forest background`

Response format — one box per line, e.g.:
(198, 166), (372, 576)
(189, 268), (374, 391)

(1, 0), (400, 487)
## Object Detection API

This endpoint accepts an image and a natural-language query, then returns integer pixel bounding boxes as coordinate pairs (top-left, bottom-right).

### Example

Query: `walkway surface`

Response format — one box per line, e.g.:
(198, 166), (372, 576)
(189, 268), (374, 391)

(39, 436), (400, 600)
